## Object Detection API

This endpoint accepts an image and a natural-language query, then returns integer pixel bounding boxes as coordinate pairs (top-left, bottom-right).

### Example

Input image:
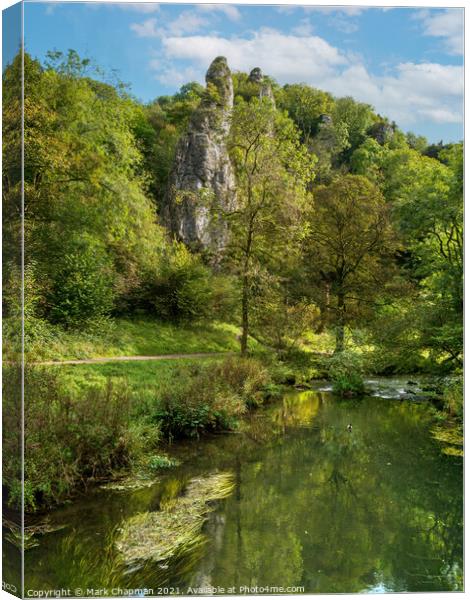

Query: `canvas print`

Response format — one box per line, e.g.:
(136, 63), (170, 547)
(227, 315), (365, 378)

(2, 2), (464, 597)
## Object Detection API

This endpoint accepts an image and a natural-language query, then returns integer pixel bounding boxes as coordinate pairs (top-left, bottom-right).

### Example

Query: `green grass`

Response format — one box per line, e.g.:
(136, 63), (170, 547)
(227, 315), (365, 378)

(25, 317), (262, 361)
(58, 357), (219, 395)
(11, 354), (275, 511)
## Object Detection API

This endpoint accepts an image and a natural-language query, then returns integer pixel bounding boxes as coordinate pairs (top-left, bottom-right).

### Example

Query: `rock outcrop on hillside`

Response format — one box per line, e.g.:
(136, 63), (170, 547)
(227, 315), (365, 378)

(161, 56), (236, 254)
(249, 67), (275, 104)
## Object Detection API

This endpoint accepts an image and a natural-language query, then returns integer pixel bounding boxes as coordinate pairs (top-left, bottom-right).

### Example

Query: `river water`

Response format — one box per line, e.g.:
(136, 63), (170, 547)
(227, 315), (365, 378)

(14, 381), (464, 594)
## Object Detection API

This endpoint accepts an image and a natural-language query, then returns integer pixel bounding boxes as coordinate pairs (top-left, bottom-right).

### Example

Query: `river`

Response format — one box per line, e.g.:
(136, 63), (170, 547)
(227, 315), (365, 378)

(8, 379), (464, 594)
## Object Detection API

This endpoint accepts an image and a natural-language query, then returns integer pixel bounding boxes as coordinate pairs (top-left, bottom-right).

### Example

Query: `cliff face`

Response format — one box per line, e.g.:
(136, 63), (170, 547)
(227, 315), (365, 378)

(162, 56), (236, 254)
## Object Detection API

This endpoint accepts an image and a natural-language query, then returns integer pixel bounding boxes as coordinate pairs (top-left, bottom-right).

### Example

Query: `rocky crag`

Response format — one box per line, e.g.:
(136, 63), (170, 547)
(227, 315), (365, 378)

(161, 56), (236, 255)
(248, 67), (275, 104)
(162, 59), (275, 255)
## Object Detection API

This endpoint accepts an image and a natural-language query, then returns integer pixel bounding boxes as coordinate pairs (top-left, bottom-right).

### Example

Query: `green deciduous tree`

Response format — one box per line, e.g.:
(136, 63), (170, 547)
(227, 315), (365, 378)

(332, 97), (375, 161)
(146, 242), (215, 323)
(48, 236), (115, 326)
(384, 144), (463, 364)
(222, 98), (315, 355)
(277, 83), (334, 145)
(305, 175), (396, 352)
(4, 50), (167, 326)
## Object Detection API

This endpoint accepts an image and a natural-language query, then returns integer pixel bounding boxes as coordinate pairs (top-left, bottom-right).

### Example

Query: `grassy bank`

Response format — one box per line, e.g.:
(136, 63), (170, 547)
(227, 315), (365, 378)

(5, 313), (461, 514)
(58, 357), (222, 393)
(15, 317), (263, 361)
(4, 354), (284, 513)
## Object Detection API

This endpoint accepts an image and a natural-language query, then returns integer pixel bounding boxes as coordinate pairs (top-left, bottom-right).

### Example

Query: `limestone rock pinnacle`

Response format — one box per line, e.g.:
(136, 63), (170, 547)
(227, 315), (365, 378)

(249, 66), (275, 104)
(162, 57), (236, 255)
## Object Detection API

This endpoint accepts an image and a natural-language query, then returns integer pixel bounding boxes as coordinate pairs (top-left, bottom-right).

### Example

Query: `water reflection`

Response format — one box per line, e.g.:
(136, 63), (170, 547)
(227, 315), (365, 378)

(18, 389), (462, 594)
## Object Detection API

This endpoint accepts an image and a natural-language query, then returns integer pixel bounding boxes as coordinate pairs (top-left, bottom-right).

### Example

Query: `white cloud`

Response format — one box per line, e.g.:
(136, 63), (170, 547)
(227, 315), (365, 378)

(130, 10), (209, 38)
(306, 6), (366, 17)
(197, 5), (241, 22)
(303, 6), (364, 34)
(165, 11), (209, 36)
(416, 8), (463, 55)
(331, 16), (359, 34)
(152, 63), (205, 87)
(325, 61), (463, 125)
(119, 3), (160, 14)
(161, 29), (347, 82)
(277, 6), (366, 17)
(393, 62), (462, 98)
(130, 17), (159, 38)
(129, 4), (243, 43)
(157, 29), (462, 127)
(291, 18), (314, 37)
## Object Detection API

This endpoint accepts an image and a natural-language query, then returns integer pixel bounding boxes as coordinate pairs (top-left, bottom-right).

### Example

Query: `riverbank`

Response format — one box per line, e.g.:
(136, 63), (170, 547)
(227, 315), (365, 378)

(17, 384), (463, 594)
(4, 316), (461, 514)
(4, 354), (289, 514)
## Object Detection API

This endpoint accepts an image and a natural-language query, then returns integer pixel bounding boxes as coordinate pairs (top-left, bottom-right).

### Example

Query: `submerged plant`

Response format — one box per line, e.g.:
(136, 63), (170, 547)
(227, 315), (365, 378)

(431, 424), (463, 457)
(147, 455), (181, 471)
(116, 472), (235, 564)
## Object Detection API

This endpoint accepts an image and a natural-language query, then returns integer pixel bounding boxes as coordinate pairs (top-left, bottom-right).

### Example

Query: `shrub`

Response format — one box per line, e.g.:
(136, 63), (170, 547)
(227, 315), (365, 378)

(153, 357), (273, 440)
(8, 366), (159, 512)
(328, 350), (365, 396)
(48, 237), (115, 327)
(212, 356), (271, 406)
(443, 376), (463, 419)
(2, 366), (23, 509)
(154, 368), (244, 439)
(149, 242), (214, 323)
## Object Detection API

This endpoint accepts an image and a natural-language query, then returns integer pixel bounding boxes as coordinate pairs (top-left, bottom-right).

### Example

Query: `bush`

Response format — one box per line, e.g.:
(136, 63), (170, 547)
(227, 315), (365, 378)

(443, 376), (463, 419)
(153, 357), (273, 440)
(154, 367), (244, 439)
(328, 350), (365, 396)
(48, 237), (115, 327)
(6, 366), (159, 512)
(2, 366), (22, 510)
(212, 356), (272, 406)
(148, 242), (214, 322)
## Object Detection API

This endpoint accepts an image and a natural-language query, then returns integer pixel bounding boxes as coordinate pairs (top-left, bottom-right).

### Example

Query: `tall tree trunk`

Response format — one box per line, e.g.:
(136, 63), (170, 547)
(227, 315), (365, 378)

(240, 215), (253, 357)
(241, 273), (249, 356)
(335, 290), (345, 353)
(315, 281), (331, 334)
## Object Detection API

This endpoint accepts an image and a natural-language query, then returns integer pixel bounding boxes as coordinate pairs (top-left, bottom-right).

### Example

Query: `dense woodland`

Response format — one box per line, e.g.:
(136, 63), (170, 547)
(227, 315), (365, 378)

(2, 50), (463, 511)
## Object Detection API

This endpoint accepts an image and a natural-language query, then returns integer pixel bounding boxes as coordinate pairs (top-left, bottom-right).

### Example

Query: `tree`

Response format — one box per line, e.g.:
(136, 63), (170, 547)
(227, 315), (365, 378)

(350, 138), (386, 186)
(4, 50), (168, 326)
(305, 175), (396, 352)
(332, 97), (375, 162)
(309, 118), (350, 184)
(146, 242), (215, 323)
(406, 132), (428, 154)
(384, 144), (463, 364)
(48, 236), (115, 327)
(277, 83), (334, 145)
(219, 98), (314, 355)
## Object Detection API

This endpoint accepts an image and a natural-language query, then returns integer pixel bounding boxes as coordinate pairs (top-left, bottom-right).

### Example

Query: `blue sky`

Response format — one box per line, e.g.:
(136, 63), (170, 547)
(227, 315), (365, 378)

(12, 2), (465, 142)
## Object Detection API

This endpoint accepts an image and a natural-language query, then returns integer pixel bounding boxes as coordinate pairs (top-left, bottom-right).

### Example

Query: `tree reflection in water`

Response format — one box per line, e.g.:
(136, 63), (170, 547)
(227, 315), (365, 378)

(22, 390), (462, 594)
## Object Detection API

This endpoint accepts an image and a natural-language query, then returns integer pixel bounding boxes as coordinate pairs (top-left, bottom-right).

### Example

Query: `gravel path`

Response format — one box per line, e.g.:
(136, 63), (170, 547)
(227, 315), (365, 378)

(36, 351), (232, 366)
